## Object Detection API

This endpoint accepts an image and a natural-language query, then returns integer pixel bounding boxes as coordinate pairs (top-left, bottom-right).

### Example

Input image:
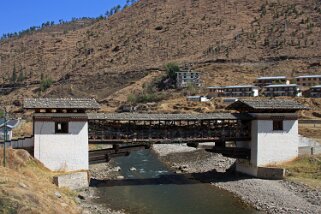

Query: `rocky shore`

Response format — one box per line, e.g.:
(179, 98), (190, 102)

(153, 144), (321, 214)
(78, 161), (126, 214)
(78, 144), (321, 214)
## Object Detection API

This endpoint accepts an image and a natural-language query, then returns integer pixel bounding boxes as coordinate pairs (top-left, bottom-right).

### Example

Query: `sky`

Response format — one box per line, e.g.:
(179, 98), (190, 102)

(0, 0), (128, 36)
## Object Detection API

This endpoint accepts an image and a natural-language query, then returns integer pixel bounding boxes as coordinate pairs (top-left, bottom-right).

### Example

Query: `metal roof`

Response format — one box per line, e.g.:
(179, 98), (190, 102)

(0, 119), (20, 129)
(256, 76), (287, 80)
(227, 99), (308, 111)
(87, 113), (252, 121)
(264, 84), (298, 88)
(176, 71), (200, 74)
(208, 85), (258, 89)
(310, 85), (321, 88)
(295, 75), (321, 79)
(24, 98), (100, 109)
(186, 96), (202, 98)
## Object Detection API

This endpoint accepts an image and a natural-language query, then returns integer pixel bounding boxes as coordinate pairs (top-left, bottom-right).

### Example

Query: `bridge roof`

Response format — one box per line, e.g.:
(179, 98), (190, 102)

(24, 98), (100, 110)
(87, 113), (252, 121)
(227, 99), (308, 112)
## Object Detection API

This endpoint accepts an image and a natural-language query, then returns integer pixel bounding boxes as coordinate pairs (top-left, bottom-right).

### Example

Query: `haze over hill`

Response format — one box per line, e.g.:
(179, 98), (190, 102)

(1, 0), (321, 108)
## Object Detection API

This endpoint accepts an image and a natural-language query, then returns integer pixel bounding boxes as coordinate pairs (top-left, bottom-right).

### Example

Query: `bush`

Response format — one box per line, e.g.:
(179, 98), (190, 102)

(183, 82), (199, 96)
(165, 63), (180, 81)
(127, 94), (137, 104)
(40, 77), (53, 92)
(127, 92), (166, 104)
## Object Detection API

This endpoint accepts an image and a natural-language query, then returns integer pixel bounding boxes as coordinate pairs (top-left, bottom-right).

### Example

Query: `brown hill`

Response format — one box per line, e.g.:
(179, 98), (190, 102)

(1, 0), (321, 108)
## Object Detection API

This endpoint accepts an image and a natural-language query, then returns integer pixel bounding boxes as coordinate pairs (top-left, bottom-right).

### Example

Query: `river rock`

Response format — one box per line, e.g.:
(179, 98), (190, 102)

(117, 175), (125, 180)
(112, 166), (121, 172)
(178, 164), (189, 172)
(19, 182), (28, 189)
(78, 193), (86, 200)
(130, 167), (137, 171)
(55, 191), (62, 198)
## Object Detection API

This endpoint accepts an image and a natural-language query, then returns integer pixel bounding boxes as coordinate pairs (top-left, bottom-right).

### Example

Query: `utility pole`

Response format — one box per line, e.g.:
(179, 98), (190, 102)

(3, 108), (7, 167)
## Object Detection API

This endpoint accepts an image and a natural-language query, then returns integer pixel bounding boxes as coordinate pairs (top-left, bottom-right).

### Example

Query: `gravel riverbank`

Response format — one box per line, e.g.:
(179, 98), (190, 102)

(153, 144), (321, 214)
(78, 161), (126, 214)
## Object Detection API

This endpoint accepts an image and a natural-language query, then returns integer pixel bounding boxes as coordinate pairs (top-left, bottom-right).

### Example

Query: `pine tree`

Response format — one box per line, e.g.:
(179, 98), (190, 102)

(11, 65), (17, 83)
(17, 70), (24, 82)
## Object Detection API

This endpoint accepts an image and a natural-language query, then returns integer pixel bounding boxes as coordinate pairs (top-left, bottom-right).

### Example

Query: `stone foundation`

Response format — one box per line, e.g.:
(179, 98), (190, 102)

(53, 172), (89, 190)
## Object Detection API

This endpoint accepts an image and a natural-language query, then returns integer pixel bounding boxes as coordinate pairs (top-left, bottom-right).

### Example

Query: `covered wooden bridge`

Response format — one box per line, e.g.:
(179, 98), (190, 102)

(87, 113), (252, 144)
(21, 98), (307, 176)
(87, 112), (253, 163)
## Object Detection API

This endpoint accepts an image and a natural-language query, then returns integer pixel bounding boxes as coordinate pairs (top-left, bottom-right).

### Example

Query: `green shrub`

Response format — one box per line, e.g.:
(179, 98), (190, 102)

(40, 77), (53, 92)
(127, 92), (166, 104)
(165, 63), (180, 80)
(17, 71), (25, 82)
(127, 94), (137, 104)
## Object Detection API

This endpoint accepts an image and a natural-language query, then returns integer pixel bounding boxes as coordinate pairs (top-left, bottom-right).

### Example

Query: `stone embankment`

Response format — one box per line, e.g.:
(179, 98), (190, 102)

(153, 144), (321, 214)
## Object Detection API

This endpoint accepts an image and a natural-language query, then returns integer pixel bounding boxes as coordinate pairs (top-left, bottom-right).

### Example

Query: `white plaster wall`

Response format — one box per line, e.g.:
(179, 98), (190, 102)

(254, 120), (298, 166)
(250, 120), (259, 165)
(236, 159), (258, 177)
(253, 89), (259, 97)
(34, 121), (89, 171)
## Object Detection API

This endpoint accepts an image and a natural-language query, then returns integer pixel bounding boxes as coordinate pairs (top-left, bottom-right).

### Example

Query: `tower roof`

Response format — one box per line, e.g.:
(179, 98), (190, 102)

(24, 98), (100, 110)
(226, 99), (308, 113)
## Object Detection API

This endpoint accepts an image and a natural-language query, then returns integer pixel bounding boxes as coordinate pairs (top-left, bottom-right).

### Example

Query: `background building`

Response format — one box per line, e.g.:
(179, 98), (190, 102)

(208, 85), (259, 98)
(255, 76), (290, 87)
(264, 84), (301, 97)
(308, 85), (321, 98)
(295, 75), (321, 87)
(0, 119), (20, 140)
(176, 70), (202, 88)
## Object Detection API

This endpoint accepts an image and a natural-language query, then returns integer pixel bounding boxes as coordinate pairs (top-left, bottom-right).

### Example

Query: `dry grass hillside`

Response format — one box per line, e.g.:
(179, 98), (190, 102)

(0, 0), (321, 109)
(0, 149), (80, 213)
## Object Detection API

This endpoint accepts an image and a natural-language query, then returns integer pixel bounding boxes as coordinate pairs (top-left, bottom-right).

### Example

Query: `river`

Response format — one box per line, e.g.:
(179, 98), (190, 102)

(93, 150), (261, 214)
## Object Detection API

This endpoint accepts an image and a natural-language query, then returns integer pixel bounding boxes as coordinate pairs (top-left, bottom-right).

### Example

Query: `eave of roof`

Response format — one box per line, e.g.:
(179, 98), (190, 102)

(256, 76), (287, 80)
(87, 113), (253, 121)
(264, 84), (298, 88)
(311, 85), (321, 88)
(208, 85), (258, 89)
(295, 75), (321, 79)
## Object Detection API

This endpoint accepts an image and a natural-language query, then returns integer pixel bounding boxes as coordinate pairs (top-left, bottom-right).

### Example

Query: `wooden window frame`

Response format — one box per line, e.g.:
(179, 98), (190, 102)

(273, 120), (283, 131)
(55, 122), (69, 134)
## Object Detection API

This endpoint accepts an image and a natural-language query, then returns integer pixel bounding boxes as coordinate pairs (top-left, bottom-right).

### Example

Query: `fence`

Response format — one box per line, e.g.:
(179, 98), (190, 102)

(299, 146), (321, 156)
(299, 120), (321, 127)
(0, 136), (34, 149)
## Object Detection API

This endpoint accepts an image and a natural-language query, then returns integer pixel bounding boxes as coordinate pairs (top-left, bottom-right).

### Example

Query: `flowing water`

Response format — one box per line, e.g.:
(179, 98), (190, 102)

(94, 150), (260, 214)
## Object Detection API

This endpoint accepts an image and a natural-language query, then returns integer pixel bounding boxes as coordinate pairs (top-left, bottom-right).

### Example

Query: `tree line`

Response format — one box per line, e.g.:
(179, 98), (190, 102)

(105, 0), (138, 17)
(1, 0), (139, 40)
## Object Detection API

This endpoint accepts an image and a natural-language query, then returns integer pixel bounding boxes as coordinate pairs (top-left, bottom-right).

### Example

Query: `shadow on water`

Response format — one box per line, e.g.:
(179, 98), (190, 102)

(90, 166), (252, 188)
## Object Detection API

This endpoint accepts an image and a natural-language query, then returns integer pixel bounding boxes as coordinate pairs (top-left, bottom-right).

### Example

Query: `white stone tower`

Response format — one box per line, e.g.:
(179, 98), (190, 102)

(227, 99), (308, 178)
(24, 98), (100, 171)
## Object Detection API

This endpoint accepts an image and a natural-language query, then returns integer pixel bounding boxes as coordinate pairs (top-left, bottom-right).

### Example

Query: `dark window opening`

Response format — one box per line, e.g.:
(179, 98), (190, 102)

(273, 120), (283, 131)
(55, 122), (69, 134)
